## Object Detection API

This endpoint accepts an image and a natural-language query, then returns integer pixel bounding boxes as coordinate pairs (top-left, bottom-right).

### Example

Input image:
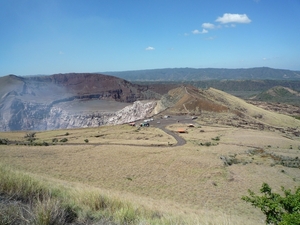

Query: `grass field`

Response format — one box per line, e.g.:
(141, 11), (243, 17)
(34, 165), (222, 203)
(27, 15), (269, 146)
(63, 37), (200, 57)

(1, 120), (300, 224)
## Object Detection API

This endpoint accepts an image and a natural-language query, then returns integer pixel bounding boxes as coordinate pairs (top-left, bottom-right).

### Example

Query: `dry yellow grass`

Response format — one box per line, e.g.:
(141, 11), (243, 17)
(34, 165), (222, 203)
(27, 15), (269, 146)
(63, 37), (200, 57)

(1, 121), (300, 224)
(0, 124), (176, 146)
(208, 88), (300, 128)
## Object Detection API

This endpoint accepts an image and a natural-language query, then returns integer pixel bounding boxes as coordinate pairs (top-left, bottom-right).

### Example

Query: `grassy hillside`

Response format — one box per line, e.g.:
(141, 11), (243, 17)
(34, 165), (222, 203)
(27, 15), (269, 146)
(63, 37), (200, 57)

(207, 88), (300, 128)
(1, 119), (300, 224)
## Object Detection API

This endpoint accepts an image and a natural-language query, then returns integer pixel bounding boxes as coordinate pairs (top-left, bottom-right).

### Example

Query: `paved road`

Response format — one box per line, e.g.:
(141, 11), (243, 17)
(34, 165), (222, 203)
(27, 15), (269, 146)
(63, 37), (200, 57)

(141, 115), (197, 147)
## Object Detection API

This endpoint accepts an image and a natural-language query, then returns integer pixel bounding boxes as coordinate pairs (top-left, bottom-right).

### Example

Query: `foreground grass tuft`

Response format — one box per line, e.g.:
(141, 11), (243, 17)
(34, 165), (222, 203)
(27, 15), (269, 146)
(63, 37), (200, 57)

(0, 163), (192, 225)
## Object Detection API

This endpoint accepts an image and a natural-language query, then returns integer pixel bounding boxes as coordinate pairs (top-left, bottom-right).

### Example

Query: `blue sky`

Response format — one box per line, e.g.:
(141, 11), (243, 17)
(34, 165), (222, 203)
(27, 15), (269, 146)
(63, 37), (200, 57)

(1, 0), (300, 76)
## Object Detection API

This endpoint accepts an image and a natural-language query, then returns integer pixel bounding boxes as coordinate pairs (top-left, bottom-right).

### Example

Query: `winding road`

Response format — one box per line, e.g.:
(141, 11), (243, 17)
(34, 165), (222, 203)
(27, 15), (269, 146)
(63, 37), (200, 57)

(144, 115), (197, 147)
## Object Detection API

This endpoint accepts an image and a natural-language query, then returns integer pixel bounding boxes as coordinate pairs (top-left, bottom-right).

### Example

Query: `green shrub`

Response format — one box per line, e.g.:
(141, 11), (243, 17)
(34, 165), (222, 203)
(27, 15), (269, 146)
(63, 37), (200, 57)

(204, 142), (212, 146)
(24, 132), (36, 142)
(242, 183), (300, 225)
(84, 139), (89, 143)
(199, 142), (212, 146)
(293, 116), (300, 120)
(0, 139), (9, 145)
(60, 138), (68, 143)
(212, 136), (220, 141)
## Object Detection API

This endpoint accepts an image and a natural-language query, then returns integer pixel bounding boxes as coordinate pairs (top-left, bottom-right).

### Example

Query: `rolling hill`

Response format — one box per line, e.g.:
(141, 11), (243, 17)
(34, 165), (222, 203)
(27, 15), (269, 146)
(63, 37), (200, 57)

(155, 86), (300, 134)
(253, 86), (300, 105)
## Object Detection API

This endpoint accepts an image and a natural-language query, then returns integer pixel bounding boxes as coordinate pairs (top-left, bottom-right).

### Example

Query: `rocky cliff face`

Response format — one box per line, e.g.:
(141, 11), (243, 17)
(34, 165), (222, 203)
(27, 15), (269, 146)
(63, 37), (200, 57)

(0, 73), (160, 131)
(41, 101), (157, 130)
(107, 101), (157, 125)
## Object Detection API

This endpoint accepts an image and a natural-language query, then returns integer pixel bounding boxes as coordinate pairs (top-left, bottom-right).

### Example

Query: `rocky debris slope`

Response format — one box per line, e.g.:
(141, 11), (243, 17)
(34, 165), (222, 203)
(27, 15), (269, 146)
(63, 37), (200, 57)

(107, 101), (157, 125)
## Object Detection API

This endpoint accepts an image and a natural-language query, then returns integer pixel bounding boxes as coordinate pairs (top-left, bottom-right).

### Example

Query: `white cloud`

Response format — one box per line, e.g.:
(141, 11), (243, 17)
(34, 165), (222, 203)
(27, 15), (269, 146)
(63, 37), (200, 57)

(206, 36), (217, 40)
(225, 24), (236, 28)
(59, 51), (64, 55)
(202, 29), (208, 33)
(216, 13), (251, 24)
(184, 33), (190, 36)
(202, 23), (216, 29)
(192, 29), (208, 34)
(145, 46), (155, 51)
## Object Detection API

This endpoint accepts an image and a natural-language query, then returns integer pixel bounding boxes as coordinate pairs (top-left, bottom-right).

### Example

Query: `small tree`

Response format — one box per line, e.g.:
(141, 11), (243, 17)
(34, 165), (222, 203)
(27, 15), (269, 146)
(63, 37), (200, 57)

(25, 132), (36, 142)
(242, 183), (300, 225)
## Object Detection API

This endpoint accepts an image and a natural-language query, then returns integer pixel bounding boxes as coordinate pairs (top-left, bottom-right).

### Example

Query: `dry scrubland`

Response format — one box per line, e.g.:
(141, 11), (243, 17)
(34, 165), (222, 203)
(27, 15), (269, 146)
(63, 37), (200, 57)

(1, 118), (300, 224)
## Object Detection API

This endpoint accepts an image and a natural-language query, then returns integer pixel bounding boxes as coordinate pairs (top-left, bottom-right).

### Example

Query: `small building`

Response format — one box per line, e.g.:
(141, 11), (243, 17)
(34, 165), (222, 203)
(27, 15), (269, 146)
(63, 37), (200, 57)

(177, 129), (187, 133)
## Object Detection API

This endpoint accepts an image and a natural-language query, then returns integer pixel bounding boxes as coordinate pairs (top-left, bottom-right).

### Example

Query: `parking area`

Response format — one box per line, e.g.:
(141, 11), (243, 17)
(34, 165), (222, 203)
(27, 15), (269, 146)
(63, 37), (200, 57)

(135, 115), (198, 146)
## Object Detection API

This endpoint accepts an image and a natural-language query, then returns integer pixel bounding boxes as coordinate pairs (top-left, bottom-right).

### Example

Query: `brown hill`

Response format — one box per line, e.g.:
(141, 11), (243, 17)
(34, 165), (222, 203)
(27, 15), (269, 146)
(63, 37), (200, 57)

(3, 73), (158, 103)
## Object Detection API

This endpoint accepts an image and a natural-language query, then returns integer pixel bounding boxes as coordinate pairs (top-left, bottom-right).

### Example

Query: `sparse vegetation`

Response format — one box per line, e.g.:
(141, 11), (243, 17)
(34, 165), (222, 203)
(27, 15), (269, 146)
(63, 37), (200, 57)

(84, 139), (89, 143)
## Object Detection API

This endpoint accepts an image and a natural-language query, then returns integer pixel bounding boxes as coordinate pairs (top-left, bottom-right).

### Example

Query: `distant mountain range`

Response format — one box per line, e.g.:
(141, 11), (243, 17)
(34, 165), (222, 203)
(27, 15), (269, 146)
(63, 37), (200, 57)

(103, 67), (300, 81)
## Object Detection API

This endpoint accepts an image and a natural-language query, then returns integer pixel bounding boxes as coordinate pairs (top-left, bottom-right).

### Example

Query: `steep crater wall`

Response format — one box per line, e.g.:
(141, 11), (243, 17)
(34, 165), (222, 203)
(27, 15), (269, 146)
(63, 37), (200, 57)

(0, 73), (160, 131)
